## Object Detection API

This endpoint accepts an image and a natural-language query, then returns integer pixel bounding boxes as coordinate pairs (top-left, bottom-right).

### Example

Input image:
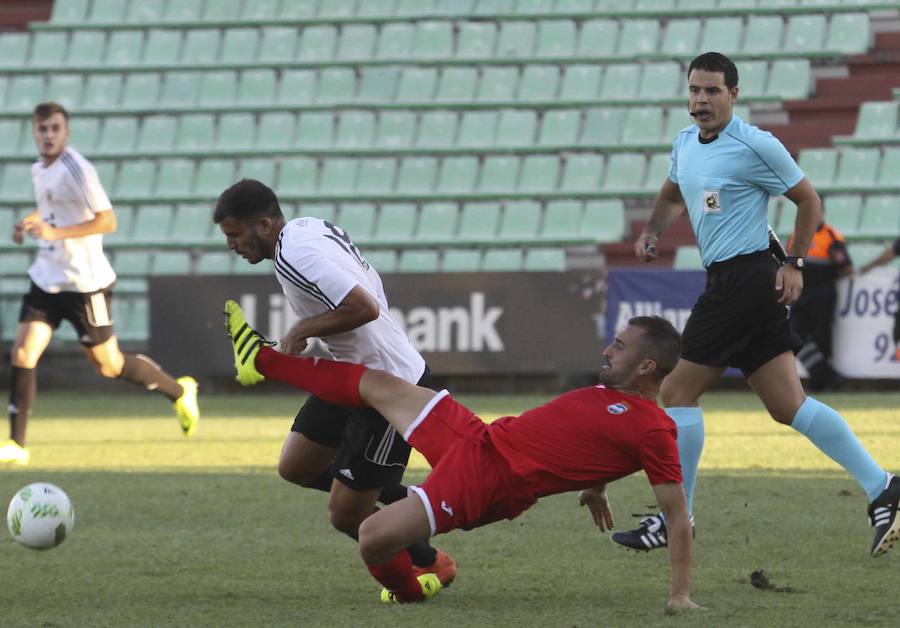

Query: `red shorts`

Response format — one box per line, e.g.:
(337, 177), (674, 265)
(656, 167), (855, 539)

(405, 391), (534, 535)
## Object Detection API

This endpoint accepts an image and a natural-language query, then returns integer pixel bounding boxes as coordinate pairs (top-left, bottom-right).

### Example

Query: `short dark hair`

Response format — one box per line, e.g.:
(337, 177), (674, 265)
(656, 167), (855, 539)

(629, 316), (682, 378)
(213, 178), (284, 224)
(688, 52), (738, 90)
(33, 101), (69, 123)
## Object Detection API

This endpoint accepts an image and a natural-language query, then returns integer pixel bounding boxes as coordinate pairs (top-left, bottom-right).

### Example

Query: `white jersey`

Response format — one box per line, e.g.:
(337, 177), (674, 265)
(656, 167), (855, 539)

(275, 217), (425, 383)
(28, 147), (116, 293)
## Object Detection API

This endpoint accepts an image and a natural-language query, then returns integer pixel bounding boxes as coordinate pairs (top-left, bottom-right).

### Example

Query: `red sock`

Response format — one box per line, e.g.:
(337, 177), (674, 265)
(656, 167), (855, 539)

(366, 551), (423, 602)
(255, 347), (366, 406)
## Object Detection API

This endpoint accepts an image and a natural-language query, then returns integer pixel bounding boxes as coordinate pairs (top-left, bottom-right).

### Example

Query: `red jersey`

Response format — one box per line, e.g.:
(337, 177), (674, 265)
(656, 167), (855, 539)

(487, 385), (682, 501)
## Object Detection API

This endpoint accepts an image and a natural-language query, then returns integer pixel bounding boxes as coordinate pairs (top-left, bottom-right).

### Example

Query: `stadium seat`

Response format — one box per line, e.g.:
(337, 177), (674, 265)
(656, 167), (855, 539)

(358, 67), (400, 103)
(195, 251), (234, 274)
(537, 19), (576, 57)
(497, 110), (537, 146)
(441, 248), (481, 272)
(777, 204), (797, 237)
(143, 29), (182, 65)
(297, 112), (334, 147)
(46, 73), (84, 111)
(479, 156), (518, 192)
(519, 155), (559, 192)
(826, 13), (870, 55)
(458, 202), (500, 241)
(198, 71), (237, 106)
(0, 33), (29, 69)
(320, 159), (358, 193)
(361, 249), (397, 273)
(477, 66), (518, 102)
(177, 114), (216, 151)
(0, 251), (31, 276)
(30, 32), (67, 66)
(152, 251), (192, 275)
(121, 72), (160, 107)
(276, 69), (315, 105)
(217, 113), (256, 150)
(602, 153), (645, 191)
(458, 111), (497, 147)
(497, 21), (536, 57)
(132, 204), (174, 242)
(639, 63), (681, 100)
(823, 195), (862, 235)
(6, 75), (45, 112)
(582, 108), (625, 144)
(317, 0), (357, 18)
(222, 28), (259, 64)
(539, 109), (579, 146)
(397, 157), (437, 193)
(878, 148), (900, 185)
(357, 158), (397, 193)
(106, 30), (143, 65)
(577, 19), (618, 57)
(156, 159), (195, 196)
(336, 111), (376, 148)
(52, 0), (89, 22)
(164, 0), (203, 22)
(414, 21), (454, 57)
(373, 203), (417, 241)
(396, 67), (438, 102)
(699, 17), (742, 56)
(436, 67), (478, 102)
(294, 203), (335, 223)
(276, 157), (318, 195)
(623, 107), (664, 145)
(518, 65), (560, 101)
(854, 102), (898, 139)
(337, 203), (376, 239)
(768, 60), (810, 101)
(398, 250), (440, 272)
(89, 0), (127, 21)
(337, 24), (376, 60)
(581, 200), (626, 242)
(161, 71), (200, 107)
(617, 19), (659, 57)
(785, 15), (827, 54)
(255, 112), (296, 149)
(834, 148), (879, 186)
(743, 16), (783, 55)
(66, 30), (106, 66)
(0, 163), (33, 202)
(438, 157), (479, 192)
(83, 74), (122, 109)
(498, 200), (541, 240)
(238, 159), (276, 188)
(858, 196), (900, 236)
(278, 0), (317, 18)
(129, 0), (165, 21)
(644, 153), (672, 191)
(482, 248), (522, 271)
(298, 25), (337, 61)
(661, 19), (701, 56)
(560, 64), (601, 101)
(540, 200), (581, 241)
(237, 69), (278, 106)
(0, 120), (22, 155)
(376, 112), (416, 148)
(316, 68), (356, 103)
(137, 115), (177, 151)
(562, 155), (604, 191)
(259, 27), (298, 63)
(97, 116), (138, 152)
(377, 22), (413, 59)
(92, 160), (117, 190)
(673, 246), (704, 270)
(115, 160), (155, 197)
(182, 29), (219, 65)
(798, 149), (838, 187)
(104, 204), (134, 244)
(173, 203), (213, 243)
(600, 64), (640, 101)
(417, 202), (458, 242)
(524, 247), (566, 271)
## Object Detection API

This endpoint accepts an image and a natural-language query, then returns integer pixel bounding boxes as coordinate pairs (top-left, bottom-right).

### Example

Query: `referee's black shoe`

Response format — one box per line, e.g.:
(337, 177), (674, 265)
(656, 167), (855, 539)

(868, 474), (900, 557)
(611, 513), (695, 552)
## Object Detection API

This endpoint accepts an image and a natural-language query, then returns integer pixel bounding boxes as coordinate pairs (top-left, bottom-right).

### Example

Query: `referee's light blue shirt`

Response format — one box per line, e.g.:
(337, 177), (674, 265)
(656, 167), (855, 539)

(669, 115), (805, 267)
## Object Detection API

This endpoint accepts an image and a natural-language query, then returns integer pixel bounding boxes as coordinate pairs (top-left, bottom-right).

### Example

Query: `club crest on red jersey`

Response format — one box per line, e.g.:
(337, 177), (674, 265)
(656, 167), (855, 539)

(607, 402), (630, 415)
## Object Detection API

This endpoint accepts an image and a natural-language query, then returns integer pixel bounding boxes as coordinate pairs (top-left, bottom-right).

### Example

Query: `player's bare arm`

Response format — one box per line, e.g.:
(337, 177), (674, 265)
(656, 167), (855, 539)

(281, 284), (380, 354)
(22, 208), (116, 242)
(653, 481), (700, 610)
(579, 484), (615, 532)
(636, 179), (686, 262)
(776, 178), (822, 305)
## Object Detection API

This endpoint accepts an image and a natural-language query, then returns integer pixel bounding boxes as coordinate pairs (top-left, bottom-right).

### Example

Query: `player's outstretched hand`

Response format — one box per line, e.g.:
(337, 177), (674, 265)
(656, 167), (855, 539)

(578, 486), (614, 532)
(634, 233), (659, 262)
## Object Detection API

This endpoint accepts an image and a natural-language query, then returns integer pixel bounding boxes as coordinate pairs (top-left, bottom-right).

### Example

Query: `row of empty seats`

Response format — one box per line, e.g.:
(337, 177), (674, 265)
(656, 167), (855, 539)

(7, 13), (869, 68)
(1, 106), (749, 157)
(835, 100), (900, 144)
(0, 59), (809, 114)
(0, 154), (673, 202)
(771, 194), (900, 237)
(798, 147), (900, 190)
(45, 0), (898, 25)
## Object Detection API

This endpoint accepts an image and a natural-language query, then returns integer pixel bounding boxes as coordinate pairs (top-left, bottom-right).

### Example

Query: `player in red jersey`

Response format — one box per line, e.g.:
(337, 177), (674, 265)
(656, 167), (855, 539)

(225, 300), (698, 610)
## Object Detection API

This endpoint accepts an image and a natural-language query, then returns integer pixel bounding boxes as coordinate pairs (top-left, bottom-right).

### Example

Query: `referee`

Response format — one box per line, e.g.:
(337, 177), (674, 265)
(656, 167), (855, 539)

(0, 102), (199, 466)
(614, 53), (898, 557)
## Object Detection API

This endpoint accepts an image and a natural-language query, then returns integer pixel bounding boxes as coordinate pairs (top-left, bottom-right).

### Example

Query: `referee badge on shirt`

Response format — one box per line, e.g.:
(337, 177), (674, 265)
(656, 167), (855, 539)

(607, 402), (630, 415)
(703, 189), (722, 213)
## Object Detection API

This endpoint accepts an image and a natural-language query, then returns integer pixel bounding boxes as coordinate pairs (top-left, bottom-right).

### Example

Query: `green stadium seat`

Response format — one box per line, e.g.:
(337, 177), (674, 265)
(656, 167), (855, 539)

(317, 68), (355, 103)
(474, 0), (516, 14)
(106, 31), (143, 66)
(129, 0), (165, 20)
(498, 201), (541, 240)
(438, 157), (478, 192)
(66, 30), (106, 66)
(198, 71), (237, 106)
(664, 107), (693, 140)
(276, 69), (315, 105)
(582, 107), (625, 144)
(798, 149), (838, 187)
(827, 13), (869, 55)
(173, 203), (212, 243)
(0, 33), (29, 69)
(777, 203), (797, 237)
(835, 148), (879, 186)
(559, 64), (601, 102)
(397, 68), (438, 102)
(52, 0), (89, 22)
(556, 0), (596, 12)
(525, 248), (566, 271)
(0, 164), (34, 202)
(623, 107), (664, 144)
(661, 19), (700, 56)
(277, 158), (318, 195)
(222, 28), (259, 64)
(858, 196), (900, 237)
(456, 22), (496, 59)
(195, 159), (236, 197)
(104, 204), (134, 244)
(497, 110), (537, 146)
(143, 29), (182, 65)
(854, 102), (897, 138)
(30, 31), (67, 66)
(373, 203), (417, 242)
(115, 160), (155, 197)
(397, 250), (439, 273)
(479, 156), (518, 192)
(317, 0), (357, 18)
(878, 148), (900, 185)
(6, 75), (45, 111)
(89, 0), (127, 21)
(581, 199), (626, 242)
(121, 72), (161, 107)
(537, 19), (576, 57)
(577, 19), (618, 57)
(359, 67), (400, 103)
(137, 115), (177, 151)
(239, 69), (278, 105)
(823, 195), (862, 235)
(539, 109), (579, 146)
(477, 65), (518, 102)
(735, 60), (766, 99)
(743, 16), (783, 55)
(414, 21), (454, 58)
(238, 158), (276, 187)
(362, 250), (397, 273)
(458, 111), (497, 147)
(441, 249), (481, 272)
(152, 251), (192, 275)
(436, 67), (477, 102)
(519, 155), (559, 192)
(177, 114), (216, 151)
(644, 153), (671, 191)
(132, 204), (174, 242)
(417, 202), (458, 242)
(195, 252), (234, 274)
(293, 203), (335, 222)
(163, 0), (203, 21)
(458, 202), (500, 240)
(156, 159), (195, 196)
(337, 24), (377, 60)
(92, 160), (117, 189)
(242, 0), (281, 18)
(540, 200), (581, 240)
(0, 120), (22, 155)
(161, 71), (199, 107)
(182, 29), (219, 65)
(497, 21), (536, 57)
(279, 0), (317, 18)
(297, 112), (334, 147)
(636, 0), (674, 9)
(699, 17), (742, 56)
(96, 116), (137, 152)
(767, 196), (780, 228)
(203, 0), (241, 20)
(673, 246), (703, 270)
(337, 203), (376, 239)
(259, 27), (298, 63)
(357, 158), (397, 193)
(46, 73), (84, 111)
(218, 113), (256, 150)
(112, 251), (151, 276)
(258, 112), (297, 149)
(482, 248), (522, 271)
(376, 112), (416, 147)
(0, 251), (31, 276)
(320, 159), (359, 193)
(603, 153), (645, 191)
(376, 22), (413, 59)
(639, 62), (680, 100)
(768, 60), (810, 101)
(298, 25), (337, 61)
(718, 0), (756, 7)
(785, 15), (826, 53)
(518, 65), (559, 101)
(561, 154), (603, 191)
(600, 64), (639, 101)
(617, 19), (659, 57)
(82, 74), (122, 109)
(397, 157), (437, 193)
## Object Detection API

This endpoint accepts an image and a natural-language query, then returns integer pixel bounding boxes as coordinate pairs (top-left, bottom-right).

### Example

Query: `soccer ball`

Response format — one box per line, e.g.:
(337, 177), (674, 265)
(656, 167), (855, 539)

(6, 483), (75, 550)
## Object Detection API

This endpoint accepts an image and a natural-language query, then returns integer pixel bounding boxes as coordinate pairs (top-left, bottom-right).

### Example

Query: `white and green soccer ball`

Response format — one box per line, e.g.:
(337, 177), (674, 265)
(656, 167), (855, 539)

(6, 483), (75, 550)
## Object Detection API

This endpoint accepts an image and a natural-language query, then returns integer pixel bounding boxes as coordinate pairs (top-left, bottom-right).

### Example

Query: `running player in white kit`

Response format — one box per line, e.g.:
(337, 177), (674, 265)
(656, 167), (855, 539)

(0, 102), (199, 466)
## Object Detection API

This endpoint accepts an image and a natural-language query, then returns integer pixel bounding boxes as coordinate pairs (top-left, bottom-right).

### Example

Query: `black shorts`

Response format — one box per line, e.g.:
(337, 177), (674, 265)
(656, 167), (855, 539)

(681, 251), (802, 377)
(291, 366), (431, 490)
(19, 281), (115, 347)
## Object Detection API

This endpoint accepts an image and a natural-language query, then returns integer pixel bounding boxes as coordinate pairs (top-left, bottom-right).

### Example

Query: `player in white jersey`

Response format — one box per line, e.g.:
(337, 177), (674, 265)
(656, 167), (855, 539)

(213, 178), (456, 586)
(0, 102), (199, 466)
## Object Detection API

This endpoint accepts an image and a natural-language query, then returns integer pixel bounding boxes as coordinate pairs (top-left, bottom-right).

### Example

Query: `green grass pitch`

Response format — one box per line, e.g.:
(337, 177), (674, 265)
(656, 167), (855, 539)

(2, 389), (899, 627)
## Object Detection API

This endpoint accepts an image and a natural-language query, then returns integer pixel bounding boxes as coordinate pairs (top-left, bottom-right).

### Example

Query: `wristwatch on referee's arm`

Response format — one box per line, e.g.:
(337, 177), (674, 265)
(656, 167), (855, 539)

(783, 256), (805, 269)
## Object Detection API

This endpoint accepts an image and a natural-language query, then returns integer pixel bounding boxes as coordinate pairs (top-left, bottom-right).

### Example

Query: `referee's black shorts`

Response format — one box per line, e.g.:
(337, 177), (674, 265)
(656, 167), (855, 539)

(681, 250), (802, 377)
(290, 365), (432, 491)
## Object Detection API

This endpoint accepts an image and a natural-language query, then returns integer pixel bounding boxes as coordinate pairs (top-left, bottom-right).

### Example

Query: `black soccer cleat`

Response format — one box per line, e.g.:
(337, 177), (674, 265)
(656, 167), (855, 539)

(868, 474), (900, 557)
(611, 513), (695, 552)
